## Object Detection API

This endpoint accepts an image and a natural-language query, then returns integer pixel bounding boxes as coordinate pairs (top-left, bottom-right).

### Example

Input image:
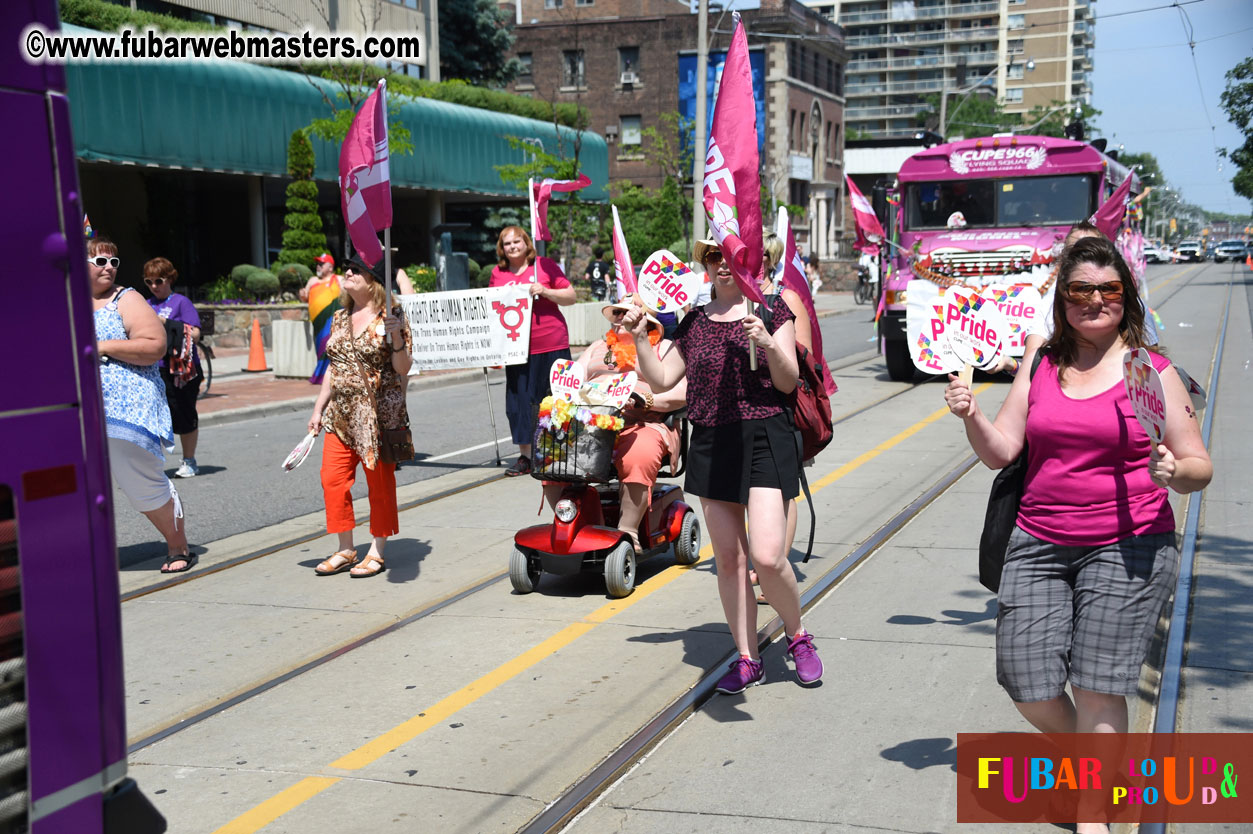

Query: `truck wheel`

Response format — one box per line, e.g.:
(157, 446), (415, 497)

(884, 339), (915, 382)
(510, 546), (540, 594)
(674, 513), (701, 565)
(603, 540), (636, 598)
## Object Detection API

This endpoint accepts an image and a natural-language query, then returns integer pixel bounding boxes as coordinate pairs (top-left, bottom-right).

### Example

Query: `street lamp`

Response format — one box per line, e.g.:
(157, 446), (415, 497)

(939, 57), (1033, 138)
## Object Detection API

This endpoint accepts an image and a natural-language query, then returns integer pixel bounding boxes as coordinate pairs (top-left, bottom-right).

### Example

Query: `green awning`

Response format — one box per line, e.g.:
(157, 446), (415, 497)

(62, 25), (607, 199)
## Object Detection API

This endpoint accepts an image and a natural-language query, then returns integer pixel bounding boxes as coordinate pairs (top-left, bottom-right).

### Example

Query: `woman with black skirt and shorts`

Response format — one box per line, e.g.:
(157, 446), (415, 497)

(624, 240), (822, 694)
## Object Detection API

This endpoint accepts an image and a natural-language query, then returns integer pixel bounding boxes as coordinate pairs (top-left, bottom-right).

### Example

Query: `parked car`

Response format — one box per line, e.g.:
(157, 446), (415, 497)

(1176, 240), (1203, 262)
(1215, 239), (1247, 263)
(1144, 242), (1168, 264)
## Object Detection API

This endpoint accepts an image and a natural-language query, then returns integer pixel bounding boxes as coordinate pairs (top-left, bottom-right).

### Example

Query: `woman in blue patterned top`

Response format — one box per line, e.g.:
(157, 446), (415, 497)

(90, 235), (193, 572)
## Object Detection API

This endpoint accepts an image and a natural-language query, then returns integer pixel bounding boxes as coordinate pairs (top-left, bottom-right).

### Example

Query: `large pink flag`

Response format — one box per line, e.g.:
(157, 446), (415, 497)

(702, 15), (765, 305)
(1089, 172), (1134, 239)
(777, 210), (836, 395)
(845, 174), (884, 255)
(338, 80), (392, 266)
(532, 173), (592, 242)
(611, 205), (637, 295)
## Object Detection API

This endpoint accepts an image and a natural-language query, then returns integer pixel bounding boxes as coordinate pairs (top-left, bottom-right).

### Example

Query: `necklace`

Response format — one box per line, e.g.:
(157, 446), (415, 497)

(603, 328), (660, 371)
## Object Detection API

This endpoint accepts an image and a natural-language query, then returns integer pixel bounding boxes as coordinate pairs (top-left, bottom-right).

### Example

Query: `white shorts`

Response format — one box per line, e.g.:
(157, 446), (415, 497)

(109, 437), (178, 513)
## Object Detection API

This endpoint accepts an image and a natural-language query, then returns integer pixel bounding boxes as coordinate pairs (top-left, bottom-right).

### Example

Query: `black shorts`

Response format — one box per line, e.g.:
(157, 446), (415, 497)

(684, 413), (800, 504)
(161, 366), (202, 435)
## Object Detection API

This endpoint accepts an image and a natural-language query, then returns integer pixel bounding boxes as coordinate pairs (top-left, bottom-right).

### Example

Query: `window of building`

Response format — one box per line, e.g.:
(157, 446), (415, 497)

(618, 46), (640, 76)
(797, 112), (806, 152)
(562, 50), (585, 87)
(1005, 88), (1024, 103)
(620, 115), (642, 146)
(1007, 62), (1024, 79)
(1009, 0), (1026, 4)
(1008, 14), (1025, 29)
(517, 53), (533, 83)
(576, 0), (593, 5)
(545, 0), (563, 7)
(789, 179), (810, 209)
(1008, 38), (1025, 54)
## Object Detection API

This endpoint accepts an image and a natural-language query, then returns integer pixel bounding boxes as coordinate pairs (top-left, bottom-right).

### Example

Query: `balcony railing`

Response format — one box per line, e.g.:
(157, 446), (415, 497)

(847, 103), (931, 120)
(840, 1), (998, 25)
(845, 25), (999, 48)
(846, 78), (950, 96)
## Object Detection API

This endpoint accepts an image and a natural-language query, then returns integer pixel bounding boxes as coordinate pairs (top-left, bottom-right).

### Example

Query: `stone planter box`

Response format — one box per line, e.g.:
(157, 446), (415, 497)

(197, 304), (308, 349)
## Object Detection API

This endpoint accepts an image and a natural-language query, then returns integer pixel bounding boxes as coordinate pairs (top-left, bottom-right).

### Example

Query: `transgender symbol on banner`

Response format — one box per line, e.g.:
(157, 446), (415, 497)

(638, 250), (702, 314)
(1122, 348), (1166, 444)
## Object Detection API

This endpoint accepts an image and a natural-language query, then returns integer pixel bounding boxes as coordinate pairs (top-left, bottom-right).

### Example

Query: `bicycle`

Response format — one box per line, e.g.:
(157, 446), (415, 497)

(195, 339), (214, 398)
(853, 265), (876, 305)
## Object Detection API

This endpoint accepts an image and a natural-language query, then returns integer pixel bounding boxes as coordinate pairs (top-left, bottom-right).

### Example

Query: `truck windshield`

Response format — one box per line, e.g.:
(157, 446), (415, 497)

(905, 174), (1095, 230)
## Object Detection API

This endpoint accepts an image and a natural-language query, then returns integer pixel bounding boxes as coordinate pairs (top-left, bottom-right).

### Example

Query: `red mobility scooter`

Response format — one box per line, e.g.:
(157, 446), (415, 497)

(510, 404), (701, 598)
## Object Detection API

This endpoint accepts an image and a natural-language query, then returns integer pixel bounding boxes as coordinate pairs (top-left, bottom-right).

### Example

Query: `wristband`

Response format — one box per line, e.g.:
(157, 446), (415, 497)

(644, 392), (654, 410)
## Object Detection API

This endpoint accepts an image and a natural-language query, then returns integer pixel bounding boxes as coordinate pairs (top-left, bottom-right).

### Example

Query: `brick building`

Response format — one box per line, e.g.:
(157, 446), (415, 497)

(503, 0), (849, 259)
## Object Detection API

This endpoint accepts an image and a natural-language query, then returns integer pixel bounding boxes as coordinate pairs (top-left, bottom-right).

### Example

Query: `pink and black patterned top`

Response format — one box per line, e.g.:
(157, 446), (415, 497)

(672, 295), (794, 427)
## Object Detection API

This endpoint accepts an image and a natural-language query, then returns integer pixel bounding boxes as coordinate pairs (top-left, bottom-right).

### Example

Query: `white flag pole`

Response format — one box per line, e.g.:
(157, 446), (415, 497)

(527, 177), (539, 281)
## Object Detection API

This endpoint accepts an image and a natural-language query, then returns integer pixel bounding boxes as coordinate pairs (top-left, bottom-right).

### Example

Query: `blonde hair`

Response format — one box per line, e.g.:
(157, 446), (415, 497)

(496, 225), (537, 269)
(339, 267), (387, 313)
(762, 231), (784, 273)
(88, 236), (117, 257)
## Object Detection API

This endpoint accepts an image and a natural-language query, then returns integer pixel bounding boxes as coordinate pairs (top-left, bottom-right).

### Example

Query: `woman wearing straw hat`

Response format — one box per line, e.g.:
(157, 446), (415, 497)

(625, 240), (822, 694)
(545, 298), (688, 552)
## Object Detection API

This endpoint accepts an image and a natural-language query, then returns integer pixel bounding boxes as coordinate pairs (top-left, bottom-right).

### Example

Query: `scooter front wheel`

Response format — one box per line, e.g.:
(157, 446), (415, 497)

(510, 546), (541, 594)
(673, 513), (701, 565)
(603, 540), (636, 598)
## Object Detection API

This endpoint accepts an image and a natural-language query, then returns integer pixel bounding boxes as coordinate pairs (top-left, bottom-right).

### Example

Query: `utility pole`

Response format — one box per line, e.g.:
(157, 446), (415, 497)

(692, 0), (708, 243)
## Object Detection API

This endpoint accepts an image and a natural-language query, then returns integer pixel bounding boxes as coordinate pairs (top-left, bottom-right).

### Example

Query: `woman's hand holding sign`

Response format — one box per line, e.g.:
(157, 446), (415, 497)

(944, 374), (978, 420)
(741, 311), (774, 351)
(1148, 443), (1177, 489)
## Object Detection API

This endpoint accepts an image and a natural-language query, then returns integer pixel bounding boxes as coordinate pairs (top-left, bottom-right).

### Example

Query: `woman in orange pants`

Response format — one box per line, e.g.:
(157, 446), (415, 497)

(307, 255), (412, 577)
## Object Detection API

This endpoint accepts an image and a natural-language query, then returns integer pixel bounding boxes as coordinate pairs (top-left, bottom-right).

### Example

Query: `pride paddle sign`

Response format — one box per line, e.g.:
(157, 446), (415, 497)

(946, 293), (1007, 372)
(549, 358), (586, 403)
(1122, 348), (1166, 444)
(580, 371), (637, 409)
(638, 249), (702, 314)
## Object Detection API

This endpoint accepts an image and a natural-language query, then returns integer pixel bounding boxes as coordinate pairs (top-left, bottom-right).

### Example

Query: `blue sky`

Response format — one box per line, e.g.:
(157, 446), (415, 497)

(1092, 0), (1253, 216)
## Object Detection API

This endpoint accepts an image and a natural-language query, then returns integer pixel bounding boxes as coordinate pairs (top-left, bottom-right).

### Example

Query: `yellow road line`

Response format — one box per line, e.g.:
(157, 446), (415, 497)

(1147, 262), (1199, 299)
(211, 383), (986, 833)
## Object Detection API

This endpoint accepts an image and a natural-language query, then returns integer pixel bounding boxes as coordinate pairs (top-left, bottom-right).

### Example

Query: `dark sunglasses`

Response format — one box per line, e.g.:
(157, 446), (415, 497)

(144, 277), (167, 287)
(1062, 280), (1124, 303)
(704, 250), (724, 265)
(89, 256), (120, 268)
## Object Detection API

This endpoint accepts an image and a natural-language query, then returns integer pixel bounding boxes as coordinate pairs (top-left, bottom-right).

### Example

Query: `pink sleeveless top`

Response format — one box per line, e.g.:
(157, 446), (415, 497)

(1017, 352), (1174, 546)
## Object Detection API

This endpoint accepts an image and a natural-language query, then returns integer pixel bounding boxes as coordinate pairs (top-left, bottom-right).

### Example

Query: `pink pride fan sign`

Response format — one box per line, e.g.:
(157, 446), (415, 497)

(1122, 348), (1166, 444)
(549, 359), (586, 403)
(638, 250), (702, 314)
(945, 293), (1008, 384)
(281, 432), (318, 472)
(580, 372), (637, 409)
(338, 79), (392, 267)
(611, 205), (637, 296)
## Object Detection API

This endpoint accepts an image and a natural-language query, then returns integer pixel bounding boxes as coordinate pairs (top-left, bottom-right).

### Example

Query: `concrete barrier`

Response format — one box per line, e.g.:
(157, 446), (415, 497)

(272, 319), (317, 378)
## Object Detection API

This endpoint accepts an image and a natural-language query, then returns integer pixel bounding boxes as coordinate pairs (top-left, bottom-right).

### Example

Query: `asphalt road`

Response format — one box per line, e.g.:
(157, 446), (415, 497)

(113, 307), (881, 564)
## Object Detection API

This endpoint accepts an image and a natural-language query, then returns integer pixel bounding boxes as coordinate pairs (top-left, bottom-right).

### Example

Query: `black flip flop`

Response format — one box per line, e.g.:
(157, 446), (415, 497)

(161, 553), (197, 573)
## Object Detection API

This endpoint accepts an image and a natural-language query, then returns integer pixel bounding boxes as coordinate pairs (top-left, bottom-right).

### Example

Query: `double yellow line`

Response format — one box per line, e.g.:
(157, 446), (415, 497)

(212, 387), (990, 833)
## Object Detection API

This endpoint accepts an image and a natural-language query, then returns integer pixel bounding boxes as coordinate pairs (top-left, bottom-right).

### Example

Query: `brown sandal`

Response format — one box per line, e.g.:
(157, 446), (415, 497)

(349, 555), (385, 578)
(315, 549), (358, 576)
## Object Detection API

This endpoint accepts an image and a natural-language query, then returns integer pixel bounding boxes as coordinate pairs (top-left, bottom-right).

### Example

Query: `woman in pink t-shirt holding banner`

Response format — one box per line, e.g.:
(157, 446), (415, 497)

(489, 225), (577, 476)
(944, 238), (1210, 829)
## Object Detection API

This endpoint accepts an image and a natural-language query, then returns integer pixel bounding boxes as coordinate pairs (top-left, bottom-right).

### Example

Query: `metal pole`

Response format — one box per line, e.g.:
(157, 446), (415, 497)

(938, 89), (948, 138)
(693, 0), (709, 243)
(385, 226), (396, 347)
(482, 367), (503, 466)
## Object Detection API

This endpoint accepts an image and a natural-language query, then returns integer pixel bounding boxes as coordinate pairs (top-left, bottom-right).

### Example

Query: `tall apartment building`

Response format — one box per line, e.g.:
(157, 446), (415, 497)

(802, 0), (1093, 139)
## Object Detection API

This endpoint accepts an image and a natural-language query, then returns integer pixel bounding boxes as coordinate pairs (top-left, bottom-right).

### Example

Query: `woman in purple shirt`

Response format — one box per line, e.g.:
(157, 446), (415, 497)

(945, 238), (1210, 833)
(625, 240), (822, 696)
(144, 257), (203, 479)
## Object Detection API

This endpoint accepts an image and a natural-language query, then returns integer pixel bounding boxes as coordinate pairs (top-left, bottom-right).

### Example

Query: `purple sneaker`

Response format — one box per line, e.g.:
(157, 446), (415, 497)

(787, 632), (823, 685)
(715, 657), (764, 695)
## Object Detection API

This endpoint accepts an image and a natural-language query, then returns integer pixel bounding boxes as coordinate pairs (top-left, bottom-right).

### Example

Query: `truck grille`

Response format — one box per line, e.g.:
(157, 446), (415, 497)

(0, 487), (25, 834)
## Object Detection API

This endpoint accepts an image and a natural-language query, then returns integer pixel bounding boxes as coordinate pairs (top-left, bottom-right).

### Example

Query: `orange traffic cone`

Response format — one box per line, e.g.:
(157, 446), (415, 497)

(242, 318), (270, 373)
(1246, 253), (1252, 271)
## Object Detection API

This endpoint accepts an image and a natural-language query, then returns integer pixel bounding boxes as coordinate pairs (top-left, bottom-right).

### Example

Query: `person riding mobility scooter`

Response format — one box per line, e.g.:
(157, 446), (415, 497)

(510, 301), (700, 597)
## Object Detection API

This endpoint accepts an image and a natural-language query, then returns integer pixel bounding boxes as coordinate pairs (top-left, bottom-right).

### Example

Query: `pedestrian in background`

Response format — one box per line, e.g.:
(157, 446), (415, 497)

(301, 253), (342, 385)
(626, 239), (822, 694)
(90, 236), (192, 572)
(805, 253), (823, 294)
(944, 238), (1210, 834)
(583, 246), (612, 302)
(144, 257), (203, 478)
(308, 256), (412, 578)
(489, 225), (576, 476)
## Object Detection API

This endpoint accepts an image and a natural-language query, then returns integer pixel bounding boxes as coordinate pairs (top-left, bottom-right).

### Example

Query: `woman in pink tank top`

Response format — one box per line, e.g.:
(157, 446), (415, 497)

(944, 238), (1211, 834)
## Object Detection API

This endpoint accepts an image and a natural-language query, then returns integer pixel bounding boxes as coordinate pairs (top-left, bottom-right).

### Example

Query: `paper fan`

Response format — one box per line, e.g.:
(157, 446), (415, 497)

(282, 432), (318, 471)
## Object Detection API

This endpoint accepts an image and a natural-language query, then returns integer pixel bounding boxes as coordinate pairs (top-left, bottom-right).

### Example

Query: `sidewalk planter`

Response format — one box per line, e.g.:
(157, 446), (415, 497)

(272, 319), (317, 379)
(197, 304), (307, 348)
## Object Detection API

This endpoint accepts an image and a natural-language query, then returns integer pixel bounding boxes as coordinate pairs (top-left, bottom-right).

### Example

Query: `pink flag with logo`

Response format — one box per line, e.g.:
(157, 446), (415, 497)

(702, 15), (765, 305)
(1089, 172), (1133, 239)
(777, 209), (837, 395)
(846, 174), (885, 255)
(532, 173), (592, 242)
(338, 80), (392, 266)
(611, 205), (637, 295)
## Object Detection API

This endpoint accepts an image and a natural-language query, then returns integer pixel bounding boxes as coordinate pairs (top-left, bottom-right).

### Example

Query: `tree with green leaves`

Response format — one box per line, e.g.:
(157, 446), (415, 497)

(438, 0), (522, 85)
(277, 130), (329, 270)
(1218, 57), (1253, 205)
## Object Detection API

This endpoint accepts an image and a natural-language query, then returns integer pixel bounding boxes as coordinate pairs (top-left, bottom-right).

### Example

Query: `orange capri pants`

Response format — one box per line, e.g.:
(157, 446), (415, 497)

(613, 423), (669, 485)
(321, 431), (399, 537)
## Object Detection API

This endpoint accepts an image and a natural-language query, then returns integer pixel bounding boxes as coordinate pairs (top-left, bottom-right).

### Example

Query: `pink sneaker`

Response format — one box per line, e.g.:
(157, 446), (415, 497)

(715, 657), (764, 694)
(787, 632), (823, 685)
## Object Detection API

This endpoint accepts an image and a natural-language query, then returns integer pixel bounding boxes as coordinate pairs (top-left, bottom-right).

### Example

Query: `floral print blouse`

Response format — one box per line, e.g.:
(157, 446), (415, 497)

(322, 306), (413, 469)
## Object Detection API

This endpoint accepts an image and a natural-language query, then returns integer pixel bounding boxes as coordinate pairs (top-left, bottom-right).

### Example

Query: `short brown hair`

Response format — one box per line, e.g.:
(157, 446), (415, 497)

(87, 235), (117, 257)
(143, 257), (178, 284)
(496, 225), (536, 269)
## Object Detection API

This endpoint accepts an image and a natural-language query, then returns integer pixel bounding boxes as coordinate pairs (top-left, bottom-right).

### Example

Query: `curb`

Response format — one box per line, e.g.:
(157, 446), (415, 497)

(198, 301), (861, 430)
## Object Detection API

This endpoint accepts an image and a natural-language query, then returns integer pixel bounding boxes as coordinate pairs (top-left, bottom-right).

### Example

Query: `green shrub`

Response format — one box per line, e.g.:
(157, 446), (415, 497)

(465, 257), (481, 285)
(401, 264), (438, 293)
(276, 131), (328, 269)
(275, 263), (313, 292)
(245, 270), (280, 300)
(203, 275), (242, 302)
(230, 263), (263, 284)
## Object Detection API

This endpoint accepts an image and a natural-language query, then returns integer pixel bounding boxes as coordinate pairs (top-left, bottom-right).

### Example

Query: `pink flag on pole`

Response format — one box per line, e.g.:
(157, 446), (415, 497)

(777, 209), (837, 395)
(702, 15), (765, 305)
(338, 80), (392, 266)
(532, 173), (592, 242)
(1089, 172), (1134, 239)
(611, 205), (637, 295)
(845, 174), (884, 255)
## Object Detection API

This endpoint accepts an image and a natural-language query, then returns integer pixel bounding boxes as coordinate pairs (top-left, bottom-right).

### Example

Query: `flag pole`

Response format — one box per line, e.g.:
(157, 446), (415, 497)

(527, 177), (539, 279)
(385, 227), (395, 346)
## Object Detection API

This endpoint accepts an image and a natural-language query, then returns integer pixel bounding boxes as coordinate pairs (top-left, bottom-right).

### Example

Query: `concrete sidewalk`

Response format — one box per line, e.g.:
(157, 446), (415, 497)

(198, 290), (865, 428)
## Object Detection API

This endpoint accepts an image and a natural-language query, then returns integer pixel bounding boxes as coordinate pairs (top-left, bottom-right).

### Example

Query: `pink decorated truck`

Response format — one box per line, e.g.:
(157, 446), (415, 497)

(880, 135), (1140, 380)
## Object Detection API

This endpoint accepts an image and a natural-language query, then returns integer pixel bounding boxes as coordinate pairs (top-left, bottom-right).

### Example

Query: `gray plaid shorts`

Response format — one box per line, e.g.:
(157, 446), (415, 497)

(995, 526), (1179, 702)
